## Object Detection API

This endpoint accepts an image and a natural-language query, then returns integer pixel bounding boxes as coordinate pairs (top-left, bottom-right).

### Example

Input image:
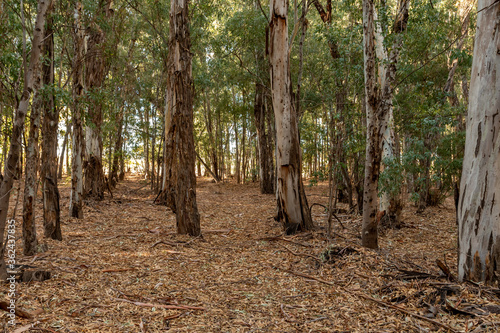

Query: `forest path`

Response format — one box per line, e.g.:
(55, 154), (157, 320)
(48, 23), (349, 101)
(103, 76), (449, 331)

(7, 175), (496, 332)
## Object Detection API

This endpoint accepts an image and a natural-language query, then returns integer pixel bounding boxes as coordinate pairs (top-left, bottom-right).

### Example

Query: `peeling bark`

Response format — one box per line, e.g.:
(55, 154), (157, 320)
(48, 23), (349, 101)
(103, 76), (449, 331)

(361, 0), (409, 248)
(270, 0), (313, 234)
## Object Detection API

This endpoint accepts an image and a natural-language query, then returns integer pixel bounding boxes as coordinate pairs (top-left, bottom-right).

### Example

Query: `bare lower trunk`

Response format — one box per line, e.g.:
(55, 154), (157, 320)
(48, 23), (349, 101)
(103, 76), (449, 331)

(270, 0), (312, 234)
(254, 82), (275, 194)
(458, 0), (500, 284)
(23, 77), (42, 256)
(110, 111), (123, 188)
(0, 0), (50, 279)
(164, 0), (200, 236)
(84, 127), (104, 199)
(69, 1), (85, 219)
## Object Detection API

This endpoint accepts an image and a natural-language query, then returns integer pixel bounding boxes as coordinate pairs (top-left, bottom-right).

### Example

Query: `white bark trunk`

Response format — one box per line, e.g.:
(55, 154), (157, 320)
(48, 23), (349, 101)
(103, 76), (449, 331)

(457, 0), (500, 283)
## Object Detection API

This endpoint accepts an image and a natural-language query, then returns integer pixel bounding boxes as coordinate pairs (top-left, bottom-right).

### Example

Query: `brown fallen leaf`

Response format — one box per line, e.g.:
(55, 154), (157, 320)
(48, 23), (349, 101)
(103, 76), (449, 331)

(12, 323), (36, 333)
(0, 300), (33, 319)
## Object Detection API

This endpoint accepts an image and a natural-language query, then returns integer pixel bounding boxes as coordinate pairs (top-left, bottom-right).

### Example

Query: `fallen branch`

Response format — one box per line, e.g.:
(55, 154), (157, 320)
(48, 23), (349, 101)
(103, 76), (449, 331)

(112, 297), (205, 311)
(357, 293), (457, 332)
(436, 259), (456, 282)
(310, 203), (345, 229)
(278, 244), (320, 262)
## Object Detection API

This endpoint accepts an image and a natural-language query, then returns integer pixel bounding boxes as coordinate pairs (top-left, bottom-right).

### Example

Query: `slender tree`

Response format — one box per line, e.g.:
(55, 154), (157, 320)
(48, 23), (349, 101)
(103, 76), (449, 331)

(457, 0), (500, 283)
(69, 1), (85, 219)
(269, 0), (313, 234)
(164, 0), (201, 236)
(40, 5), (61, 240)
(23, 72), (42, 256)
(361, 0), (409, 248)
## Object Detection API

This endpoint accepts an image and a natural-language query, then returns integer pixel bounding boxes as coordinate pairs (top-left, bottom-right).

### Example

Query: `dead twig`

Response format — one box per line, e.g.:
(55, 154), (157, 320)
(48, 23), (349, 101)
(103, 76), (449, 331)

(278, 244), (320, 262)
(280, 303), (296, 322)
(357, 293), (458, 332)
(111, 297), (205, 311)
(310, 202), (345, 229)
(272, 266), (334, 286)
(102, 268), (136, 273)
(151, 240), (178, 248)
(258, 235), (313, 248)
(436, 259), (456, 281)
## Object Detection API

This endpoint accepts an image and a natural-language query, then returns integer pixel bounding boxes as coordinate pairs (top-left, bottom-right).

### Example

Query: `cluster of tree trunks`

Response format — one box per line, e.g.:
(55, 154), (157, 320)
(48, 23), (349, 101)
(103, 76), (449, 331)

(0, 0), (51, 280)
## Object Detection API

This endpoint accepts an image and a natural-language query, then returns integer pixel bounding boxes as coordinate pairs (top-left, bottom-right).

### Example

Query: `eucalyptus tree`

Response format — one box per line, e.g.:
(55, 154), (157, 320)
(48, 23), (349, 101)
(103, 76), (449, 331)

(269, 0), (313, 234)
(164, 0), (200, 236)
(361, 0), (409, 248)
(70, 0), (85, 218)
(83, 0), (113, 200)
(40, 1), (61, 240)
(457, 0), (500, 283)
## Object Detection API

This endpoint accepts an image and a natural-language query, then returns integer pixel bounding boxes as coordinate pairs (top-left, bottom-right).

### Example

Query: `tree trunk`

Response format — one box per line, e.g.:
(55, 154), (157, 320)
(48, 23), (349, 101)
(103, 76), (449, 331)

(241, 113), (247, 183)
(254, 82), (275, 194)
(457, 0), (500, 284)
(111, 39), (135, 188)
(269, 0), (313, 234)
(0, 0), (50, 280)
(23, 74), (42, 256)
(83, 0), (112, 200)
(145, 105), (150, 179)
(58, 121), (70, 179)
(361, 0), (408, 248)
(234, 112), (240, 183)
(69, 1), (85, 219)
(40, 9), (61, 240)
(164, 0), (200, 236)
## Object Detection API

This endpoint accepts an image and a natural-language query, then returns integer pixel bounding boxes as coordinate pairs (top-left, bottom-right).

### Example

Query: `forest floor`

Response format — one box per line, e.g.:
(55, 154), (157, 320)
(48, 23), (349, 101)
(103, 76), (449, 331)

(2, 175), (500, 333)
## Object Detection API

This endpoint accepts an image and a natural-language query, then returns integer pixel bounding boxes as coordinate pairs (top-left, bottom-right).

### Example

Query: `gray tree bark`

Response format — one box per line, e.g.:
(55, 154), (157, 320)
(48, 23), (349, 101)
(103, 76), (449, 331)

(457, 0), (500, 283)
